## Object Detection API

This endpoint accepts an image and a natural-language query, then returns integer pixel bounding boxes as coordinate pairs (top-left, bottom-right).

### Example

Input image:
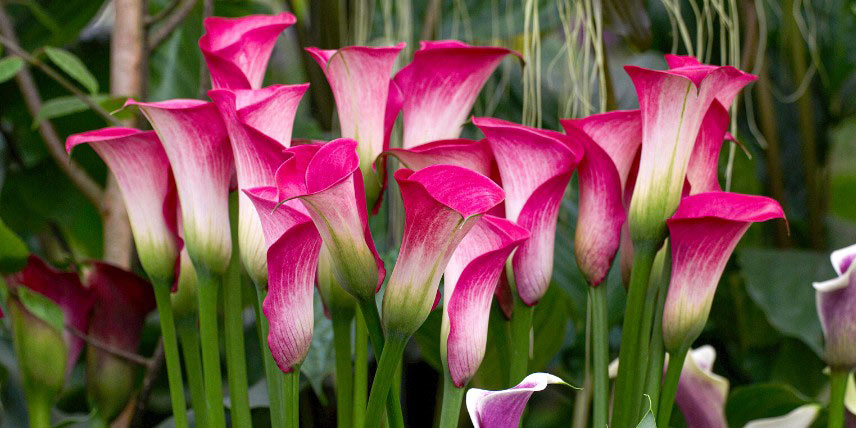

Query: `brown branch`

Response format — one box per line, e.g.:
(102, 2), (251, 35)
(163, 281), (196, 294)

(0, 5), (105, 209)
(145, 0), (181, 26)
(146, 0), (198, 52)
(66, 324), (153, 367)
(131, 339), (165, 428)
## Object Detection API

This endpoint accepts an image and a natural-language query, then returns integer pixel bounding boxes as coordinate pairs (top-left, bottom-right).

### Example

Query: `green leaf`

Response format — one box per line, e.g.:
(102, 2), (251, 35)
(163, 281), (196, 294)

(725, 383), (815, 428)
(0, 216), (28, 273)
(738, 248), (832, 356)
(16, 286), (65, 333)
(43, 46), (99, 94)
(531, 285), (570, 372)
(636, 396), (657, 428)
(32, 94), (115, 126)
(0, 56), (24, 84)
(299, 291), (334, 405)
(13, 0), (61, 33)
(411, 307), (443, 372)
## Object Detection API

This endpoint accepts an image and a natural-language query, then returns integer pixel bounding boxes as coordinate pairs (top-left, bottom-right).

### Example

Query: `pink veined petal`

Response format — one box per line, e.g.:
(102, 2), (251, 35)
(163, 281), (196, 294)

(662, 192), (785, 351)
(474, 117), (582, 305)
(382, 165), (504, 336)
(245, 187), (321, 372)
(383, 138), (494, 177)
(199, 12), (296, 90)
(126, 99), (234, 272)
(395, 41), (521, 149)
(210, 84), (307, 285)
(443, 215), (529, 386)
(674, 346), (730, 428)
(66, 128), (180, 285)
(274, 139), (386, 301)
(85, 262), (156, 353)
(624, 63), (756, 243)
(563, 125), (626, 286)
(665, 53), (702, 69)
(466, 372), (566, 428)
(7, 255), (95, 375)
(813, 243), (856, 369)
(686, 101), (730, 195)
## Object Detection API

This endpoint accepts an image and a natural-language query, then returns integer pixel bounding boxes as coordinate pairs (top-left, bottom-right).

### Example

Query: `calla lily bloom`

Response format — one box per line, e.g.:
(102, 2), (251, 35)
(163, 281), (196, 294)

(662, 192), (785, 352)
(744, 404), (821, 428)
(441, 215), (528, 387)
(395, 41), (520, 149)
(245, 186), (321, 372)
(66, 128), (180, 285)
(384, 138), (494, 177)
(474, 117), (582, 305)
(199, 12), (296, 90)
(625, 58), (756, 244)
(275, 138), (385, 302)
(686, 101), (731, 195)
(465, 372), (567, 428)
(84, 262), (156, 422)
(673, 346), (730, 428)
(813, 243), (856, 370)
(209, 84), (308, 286)
(383, 165), (504, 336)
(126, 99), (233, 273)
(305, 44), (405, 204)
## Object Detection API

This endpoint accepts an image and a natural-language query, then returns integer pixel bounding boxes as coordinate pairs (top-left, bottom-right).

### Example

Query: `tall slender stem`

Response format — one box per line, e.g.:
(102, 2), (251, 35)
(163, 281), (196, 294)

(571, 297), (592, 428)
(644, 244), (672, 413)
(827, 370), (849, 428)
(589, 285), (609, 428)
(223, 266), (251, 428)
(332, 313), (355, 428)
(255, 288), (286, 427)
(25, 392), (52, 428)
(438, 374), (465, 428)
(657, 346), (689, 428)
(612, 242), (657, 428)
(284, 368), (301, 428)
(177, 321), (208, 428)
(152, 283), (189, 428)
(352, 308), (368, 428)
(356, 298), (405, 428)
(197, 270), (226, 428)
(507, 262), (533, 386)
(365, 336), (408, 428)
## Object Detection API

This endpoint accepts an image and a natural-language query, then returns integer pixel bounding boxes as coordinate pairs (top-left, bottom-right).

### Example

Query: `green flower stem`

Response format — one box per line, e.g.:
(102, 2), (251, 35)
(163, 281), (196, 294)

(364, 335), (408, 428)
(507, 262), (534, 386)
(89, 416), (109, 428)
(24, 392), (52, 428)
(152, 282), (189, 428)
(177, 320), (208, 428)
(352, 308), (368, 428)
(590, 284), (609, 428)
(283, 368), (301, 428)
(197, 270), (226, 428)
(612, 242), (657, 428)
(332, 312), (355, 428)
(356, 298), (406, 428)
(223, 264), (251, 428)
(828, 370), (850, 428)
(656, 345), (689, 428)
(254, 287), (286, 428)
(438, 374), (466, 428)
(644, 244), (672, 414)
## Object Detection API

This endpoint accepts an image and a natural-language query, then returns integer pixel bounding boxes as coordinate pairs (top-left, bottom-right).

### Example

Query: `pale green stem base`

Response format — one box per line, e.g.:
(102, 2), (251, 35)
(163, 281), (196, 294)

(284, 368), (301, 428)
(438, 375), (465, 428)
(332, 312), (355, 428)
(657, 346), (689, 428)
(352, 308), (368, 428)
(571, 296), (592, 428)
(197, 271), (226, 428)
(644, 247), (671, 414)
(25, 393), (51, 428)
(178, 321), (208, 428)
(254, 287), (285, 428)
(590, 285), (609, 428)
(364, 335), (408, 428)
(223, 267), (250, 428)
(153, 283), (189, 428)
(828, 370), (849, 428)
(356, 298), (405, 428)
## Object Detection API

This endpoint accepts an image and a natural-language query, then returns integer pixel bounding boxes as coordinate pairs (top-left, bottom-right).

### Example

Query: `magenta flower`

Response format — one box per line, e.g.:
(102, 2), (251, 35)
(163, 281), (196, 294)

(395, 41), (520, 149)
(126, 99), (233, 273)
(813, 243), (856, 370)
(662, 192), (785, 351)
(199, 12), (296, 90)
(442, 215), (528, 387)
(473, 117), (582, 305)
(383, 165), (504, 336)
(66, 128), (180, 285)
(686, 101), (731, 195)
(625, 57), (756, 244)
(275, 138), (385, 302)
(209, 84), (308, 285)
(673, 346), (730, 428)
(244, 187), (321, 372)
(384, 138), (495, 178)
(465, 372), (567, 428)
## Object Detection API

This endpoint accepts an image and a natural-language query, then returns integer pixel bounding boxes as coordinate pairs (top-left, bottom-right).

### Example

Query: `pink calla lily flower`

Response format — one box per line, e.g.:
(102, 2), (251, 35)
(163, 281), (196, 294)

(275, 138), (385, 302)
(382, 165), (504, 337)
(474, 117), (583, 306)
(813, 243), (856, 370)
(673, 346), (730, 428)
(209, 84), (308, 286)
(66, 128), (180, 285)
(384, 138), (494, 177)
(126, 99), (233, 273)
(245, 187), (321, 372)
(199, 12), (296, 90)
(442, 215), (529, 387)
(395, 41), (520, 149)
(625, 57), (756, 244)
(686, 101), (731, 195)
(662, 192), (785, 352)
(466, 372), (567, 428)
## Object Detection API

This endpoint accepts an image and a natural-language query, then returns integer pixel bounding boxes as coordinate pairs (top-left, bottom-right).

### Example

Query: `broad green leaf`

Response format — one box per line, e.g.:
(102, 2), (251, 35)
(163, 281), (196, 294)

(16, 286), (65, 333)
(411, 307), (443, 372)
(725, 383), (814, 428)
(32, 94), (111, 127)
(531, 285), (570, 372)
(738, 248), (832, 356)
(0, 57), (24, 84)
(43, 46), (99, 94)
(0, 216), (28, 273)
(300, 291), (334, 405)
